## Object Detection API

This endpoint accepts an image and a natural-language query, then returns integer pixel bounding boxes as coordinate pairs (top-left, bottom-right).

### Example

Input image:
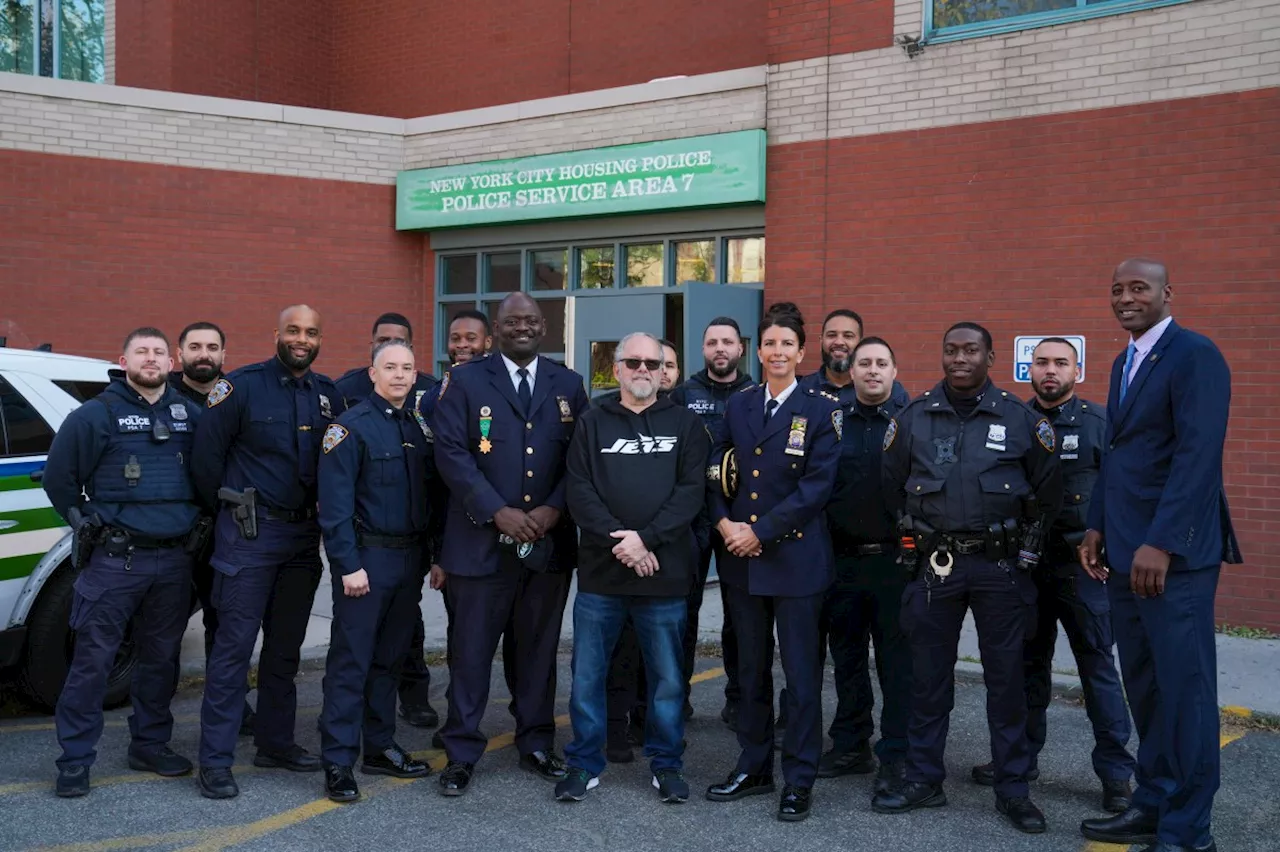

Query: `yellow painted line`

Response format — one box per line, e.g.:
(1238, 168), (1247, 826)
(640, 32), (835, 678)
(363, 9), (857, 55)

(1, 705), (324, 736)
(1222, 705), (1253, 720)
(690, 666), (726, 685)
(1221, 729), (1246, 748)
(32, 829), (217, 852)
(1082, 843), (1130, 852)
(0, 765), (264, 798)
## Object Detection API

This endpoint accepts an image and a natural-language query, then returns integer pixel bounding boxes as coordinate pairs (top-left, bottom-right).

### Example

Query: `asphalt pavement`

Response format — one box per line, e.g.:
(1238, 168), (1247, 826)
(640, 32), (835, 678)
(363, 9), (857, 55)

(2, 651), (1279, 852)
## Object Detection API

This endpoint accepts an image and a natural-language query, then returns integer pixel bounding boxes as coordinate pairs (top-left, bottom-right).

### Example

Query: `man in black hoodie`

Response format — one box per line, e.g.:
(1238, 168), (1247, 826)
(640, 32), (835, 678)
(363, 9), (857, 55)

(668, 318), (755, 726)
(560, 333), (710, 805)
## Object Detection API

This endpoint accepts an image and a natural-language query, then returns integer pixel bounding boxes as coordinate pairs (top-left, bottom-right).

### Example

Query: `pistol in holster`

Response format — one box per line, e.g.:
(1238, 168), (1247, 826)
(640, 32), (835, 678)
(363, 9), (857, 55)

(66, 507), (103, 571)
(897, 515), (939, 581)
(218, 487), (259, 541)
(185, 515), (215, 556)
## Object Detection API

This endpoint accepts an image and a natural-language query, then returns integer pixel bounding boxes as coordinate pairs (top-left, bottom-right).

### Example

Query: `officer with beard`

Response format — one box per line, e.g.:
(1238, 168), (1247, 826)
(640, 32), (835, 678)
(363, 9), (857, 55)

(337, 313), (441, 730)
(800, 310), (909, 408)
(191, 305), (341, 799)
(168, 321), (255, 737)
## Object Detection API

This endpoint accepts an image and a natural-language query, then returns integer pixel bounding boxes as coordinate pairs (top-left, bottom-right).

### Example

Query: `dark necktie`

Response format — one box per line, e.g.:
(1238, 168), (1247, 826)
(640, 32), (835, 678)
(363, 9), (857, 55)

(764, 398), (778, 427)
(517, 368), (532, 414)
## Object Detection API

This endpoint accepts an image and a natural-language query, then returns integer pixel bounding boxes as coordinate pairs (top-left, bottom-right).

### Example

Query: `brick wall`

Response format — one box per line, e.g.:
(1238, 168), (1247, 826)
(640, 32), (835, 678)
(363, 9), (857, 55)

(768, 0), (896, 64)
(331, 0), (766, 118)
(766, 89), (1280, 628)
(0, 150), (430, 371)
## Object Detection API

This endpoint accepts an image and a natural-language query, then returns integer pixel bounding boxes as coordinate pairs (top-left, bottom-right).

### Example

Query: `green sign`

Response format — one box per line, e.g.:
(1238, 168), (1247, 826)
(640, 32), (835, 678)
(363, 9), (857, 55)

(396, 130), (765, 230)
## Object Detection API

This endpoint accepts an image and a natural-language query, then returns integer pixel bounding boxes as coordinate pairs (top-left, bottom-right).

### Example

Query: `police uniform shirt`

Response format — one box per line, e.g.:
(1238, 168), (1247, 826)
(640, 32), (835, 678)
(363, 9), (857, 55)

(882, 379), (1063, 533)
(168, 370), (221, 406)
(44, 378), (203, 539)
(190, 357), (340, 512)
(826, 395), (904, 548)
(1031, 395), (1104, 535)
(318, 392), (433, 577)
(336, 366), (438, 414)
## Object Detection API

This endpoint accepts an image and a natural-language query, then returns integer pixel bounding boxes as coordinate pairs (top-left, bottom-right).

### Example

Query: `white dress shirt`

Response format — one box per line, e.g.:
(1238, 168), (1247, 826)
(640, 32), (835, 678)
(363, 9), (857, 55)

(501, 353), (538, 394)
(764, 379), (799, 414)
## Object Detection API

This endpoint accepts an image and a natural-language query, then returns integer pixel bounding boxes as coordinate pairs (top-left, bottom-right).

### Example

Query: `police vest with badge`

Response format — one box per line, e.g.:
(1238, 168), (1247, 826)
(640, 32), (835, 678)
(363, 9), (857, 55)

(882, 380), (1063, 580)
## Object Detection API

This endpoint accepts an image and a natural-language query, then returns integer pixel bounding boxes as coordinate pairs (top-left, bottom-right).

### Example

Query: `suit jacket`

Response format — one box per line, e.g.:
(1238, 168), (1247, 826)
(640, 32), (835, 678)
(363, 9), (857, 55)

(1088, 320), (1241, 573)
(432, 353), (589, 577)
(708, 384), (841, 598)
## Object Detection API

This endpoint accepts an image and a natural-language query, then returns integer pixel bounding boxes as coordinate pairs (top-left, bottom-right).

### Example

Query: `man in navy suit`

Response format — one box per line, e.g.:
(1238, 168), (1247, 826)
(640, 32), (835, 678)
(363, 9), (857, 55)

(1079, 259), (1241, 852)
(430, 292), (589, 797)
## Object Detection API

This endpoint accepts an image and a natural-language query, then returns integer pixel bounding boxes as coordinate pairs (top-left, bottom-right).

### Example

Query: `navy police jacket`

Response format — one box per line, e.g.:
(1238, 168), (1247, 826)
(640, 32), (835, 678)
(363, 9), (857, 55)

(826, 393), (907, 551)
(1031, 394), (1105, 539)
(336, 365), (438, 413)
(799, 367), (910, 411)
(44, 377), (203, 539)
(190, 357), (341, 513)
(432, 353), (589, 577)
(708, 383), (842, 598)
(318, 393), (437, 577)
(883, 379), (1062, 533)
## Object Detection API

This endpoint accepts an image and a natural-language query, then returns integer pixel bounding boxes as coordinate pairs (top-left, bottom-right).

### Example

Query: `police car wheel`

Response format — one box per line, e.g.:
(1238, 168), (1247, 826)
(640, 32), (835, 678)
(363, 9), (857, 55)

(20, 563), (137, 713)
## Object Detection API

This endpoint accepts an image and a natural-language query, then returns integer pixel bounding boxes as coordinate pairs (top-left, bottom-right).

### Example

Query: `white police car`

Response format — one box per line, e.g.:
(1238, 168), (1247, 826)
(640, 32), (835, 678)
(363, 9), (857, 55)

(0, 346), (126, 710)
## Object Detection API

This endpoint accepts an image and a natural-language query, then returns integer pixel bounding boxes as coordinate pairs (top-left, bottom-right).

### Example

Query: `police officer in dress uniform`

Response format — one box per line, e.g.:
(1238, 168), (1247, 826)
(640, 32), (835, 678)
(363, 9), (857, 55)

(336, 312), (441, 731)
(431, 292), (589, 796)
(317, 340), (437, 803)
(168, 321), (256, 736)
(668, 317), (755, 728)
(872, 322), (1061, 834)
(44, 328), (204, 797)
(191, 305), (340, 800)
(704, 303), (841, 823)
(970, 337), (1135, 813)
(818, 337), (913, 792)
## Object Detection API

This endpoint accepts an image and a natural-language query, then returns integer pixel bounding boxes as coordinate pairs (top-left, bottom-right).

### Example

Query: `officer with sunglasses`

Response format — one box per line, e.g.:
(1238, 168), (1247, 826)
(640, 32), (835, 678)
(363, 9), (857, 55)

(43, 327), (206, 798)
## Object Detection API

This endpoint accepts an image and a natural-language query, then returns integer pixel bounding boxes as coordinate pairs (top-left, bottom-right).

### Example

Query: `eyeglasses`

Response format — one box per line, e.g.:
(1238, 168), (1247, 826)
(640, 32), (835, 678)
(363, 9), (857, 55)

(618, 358), (662, 371)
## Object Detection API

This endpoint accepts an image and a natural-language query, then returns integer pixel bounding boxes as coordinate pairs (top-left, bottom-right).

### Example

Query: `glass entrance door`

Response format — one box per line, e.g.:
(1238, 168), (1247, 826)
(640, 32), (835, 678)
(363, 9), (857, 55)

(570, 293), (666, 399)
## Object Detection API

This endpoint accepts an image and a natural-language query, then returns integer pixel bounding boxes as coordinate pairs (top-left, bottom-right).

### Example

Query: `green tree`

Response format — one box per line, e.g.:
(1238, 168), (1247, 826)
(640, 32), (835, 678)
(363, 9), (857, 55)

(58, 0), (104, 82)
(1, 0), (36, 74)
(933, 0), (1076, 29)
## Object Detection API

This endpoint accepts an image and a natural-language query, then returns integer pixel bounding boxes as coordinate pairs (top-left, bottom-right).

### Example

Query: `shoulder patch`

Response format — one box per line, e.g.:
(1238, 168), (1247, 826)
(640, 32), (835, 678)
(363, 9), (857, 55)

(883, 418), (899, 451)
(831, 408), (843, 440)
(322, 423), (349, 454)
(437, 371), (450, 400)
(207, 378), (233, 407)
(1035, 418), (1056, 453)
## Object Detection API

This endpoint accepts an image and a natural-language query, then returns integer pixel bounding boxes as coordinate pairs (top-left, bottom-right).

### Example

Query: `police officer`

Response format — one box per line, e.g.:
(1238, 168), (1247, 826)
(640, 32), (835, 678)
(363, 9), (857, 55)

(873, 322), (1061, 834)
(818, 337), (913, 794)
(191, 305), (341, 799)
(668, 317), (755, 727)
(337, 312), (441, 730)
(800, 309), (910, 409)
(43, 328), (204, 797)
(971, 337), (1135, 813)
(169, 321), (255, 737)
(317, 340), (436, 802)
(705, 303), (841, 823)
(431, 292), (589, 796)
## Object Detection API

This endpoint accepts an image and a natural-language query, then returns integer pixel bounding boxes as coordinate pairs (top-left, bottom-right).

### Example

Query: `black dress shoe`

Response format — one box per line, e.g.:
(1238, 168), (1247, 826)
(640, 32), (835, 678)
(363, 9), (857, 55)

(399, 702), (440, 729)
(871, 780), (946, 813)
(1102, 778), (1133, 814)
(1137, 843), (1218, 852)
(128, 746), (193, 777)
(971, 761), (1039, 786)
(706, 771), (776, 802)
(324, 764), (360, 803)
(198, 766), (239, 799)
(55, 765), (90, 798)
(519, 750), (567, 781)
(1081, 807), (1159, 845)
(777, 785), (812, 822)
(253, 745), (322, 773)
(817, 745), (876, 778)
(874, 759), (906, 795)
(362, 744), (430, 778)
(997, 795), (1047, 834)
(438, 761), (474, 797)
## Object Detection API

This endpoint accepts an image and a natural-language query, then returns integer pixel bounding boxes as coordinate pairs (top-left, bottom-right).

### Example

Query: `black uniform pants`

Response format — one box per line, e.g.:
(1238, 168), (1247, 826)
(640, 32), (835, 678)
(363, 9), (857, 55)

(439, 562), (570, 765)
(396, 559), (433, 708)
(724, 582), (824, 788)
(820, 552), (911, 761)
(902, 553), (1036, 799)
(179, 559), (254, 724)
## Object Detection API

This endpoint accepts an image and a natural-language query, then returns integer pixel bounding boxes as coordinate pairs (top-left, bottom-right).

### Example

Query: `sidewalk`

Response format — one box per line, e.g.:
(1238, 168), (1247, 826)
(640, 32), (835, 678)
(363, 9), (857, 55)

(179, 565), (1280, 718)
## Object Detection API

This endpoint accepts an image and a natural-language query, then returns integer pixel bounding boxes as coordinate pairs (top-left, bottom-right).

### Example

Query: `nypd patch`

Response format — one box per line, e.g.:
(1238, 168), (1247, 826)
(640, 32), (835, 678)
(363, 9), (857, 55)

(1035, 418), (1056, 453)
(438, 371), (450, 400)
(831, 409), (843, 441)
(207, 378), (232, 407)
(322, 423), (349, 454)
(883, 418), (898, 451)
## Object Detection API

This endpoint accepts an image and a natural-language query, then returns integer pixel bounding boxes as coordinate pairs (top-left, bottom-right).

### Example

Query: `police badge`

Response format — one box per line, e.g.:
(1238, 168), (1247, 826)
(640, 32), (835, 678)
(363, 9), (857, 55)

(207, 378), (232, 407)
(557, 395), (574, 423)
(1062, 434), (1079, 452)
(169, 403), (188, 421)
(322, 423), (348, 454)
(785, 416), (808, 457)
(319, 394), (334, 419)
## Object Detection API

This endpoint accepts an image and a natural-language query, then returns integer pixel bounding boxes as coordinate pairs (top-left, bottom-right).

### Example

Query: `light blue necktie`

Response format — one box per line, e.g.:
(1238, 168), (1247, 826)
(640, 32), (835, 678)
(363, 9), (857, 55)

(1119, 343), (1137, 402)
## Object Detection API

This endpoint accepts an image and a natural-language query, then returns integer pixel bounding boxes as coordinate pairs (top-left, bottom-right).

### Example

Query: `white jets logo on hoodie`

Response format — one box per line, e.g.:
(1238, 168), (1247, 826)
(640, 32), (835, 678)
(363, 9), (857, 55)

(600, 434), (679, 455)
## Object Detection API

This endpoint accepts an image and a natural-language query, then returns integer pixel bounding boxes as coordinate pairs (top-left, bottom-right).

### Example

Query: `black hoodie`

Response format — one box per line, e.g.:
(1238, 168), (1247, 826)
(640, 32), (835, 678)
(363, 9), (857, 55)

(566, 395), (710, 597)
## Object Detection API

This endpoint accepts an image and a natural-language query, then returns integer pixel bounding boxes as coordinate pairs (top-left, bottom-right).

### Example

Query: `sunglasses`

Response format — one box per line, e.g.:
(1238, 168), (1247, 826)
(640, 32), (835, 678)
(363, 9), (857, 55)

(619, 358), (663, 371)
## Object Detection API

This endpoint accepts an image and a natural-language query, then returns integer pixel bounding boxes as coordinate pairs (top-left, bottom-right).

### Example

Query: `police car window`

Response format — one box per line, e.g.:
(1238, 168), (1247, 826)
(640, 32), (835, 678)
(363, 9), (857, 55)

(0, 376), (56, 457)
(53, 380), (109, 403)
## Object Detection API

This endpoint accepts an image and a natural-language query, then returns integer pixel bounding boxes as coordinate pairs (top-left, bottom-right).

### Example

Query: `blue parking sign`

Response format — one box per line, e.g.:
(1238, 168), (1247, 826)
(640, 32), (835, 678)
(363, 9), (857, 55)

(1014, 335), (1086, 383)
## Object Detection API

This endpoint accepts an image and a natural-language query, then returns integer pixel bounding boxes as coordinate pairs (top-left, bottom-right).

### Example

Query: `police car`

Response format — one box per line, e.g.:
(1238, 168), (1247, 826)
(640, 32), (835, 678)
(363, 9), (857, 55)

(0, 346), (125, 710)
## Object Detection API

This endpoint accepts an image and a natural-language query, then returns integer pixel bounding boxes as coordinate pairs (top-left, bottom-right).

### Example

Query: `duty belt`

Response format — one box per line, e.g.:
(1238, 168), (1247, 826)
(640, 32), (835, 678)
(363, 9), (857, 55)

(102, 527), (185, 550)
(260, 506), (318, 523)
(942, 535), (987, 555)
(357, 531), (425, 549)
(839, 541), (896, 557)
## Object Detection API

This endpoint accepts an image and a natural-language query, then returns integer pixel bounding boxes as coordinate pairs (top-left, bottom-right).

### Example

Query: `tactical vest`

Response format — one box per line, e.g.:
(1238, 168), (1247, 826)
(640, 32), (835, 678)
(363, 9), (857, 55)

(88, 394), (197, 505)
(683, 383), (725, 428)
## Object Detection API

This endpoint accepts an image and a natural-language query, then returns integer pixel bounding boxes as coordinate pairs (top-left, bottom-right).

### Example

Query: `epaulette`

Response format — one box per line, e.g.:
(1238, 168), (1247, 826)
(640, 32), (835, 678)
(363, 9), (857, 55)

(338, 366), (366, 381)
(739, 383), (757, 393)
(227, 362), (265, 378)
(818, 390), (839, 404)
(1078, 399), (1106, 422)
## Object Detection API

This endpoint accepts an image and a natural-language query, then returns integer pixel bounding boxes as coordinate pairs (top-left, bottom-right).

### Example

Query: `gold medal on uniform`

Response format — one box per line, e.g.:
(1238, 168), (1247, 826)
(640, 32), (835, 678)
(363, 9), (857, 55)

(479, 405), (493, 454)
(784, 416), (808, 456)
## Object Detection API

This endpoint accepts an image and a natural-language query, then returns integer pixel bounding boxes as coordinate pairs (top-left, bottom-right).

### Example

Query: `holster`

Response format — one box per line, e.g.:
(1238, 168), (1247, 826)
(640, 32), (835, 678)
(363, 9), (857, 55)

(218, 487), (259, 541)
(185, 515), (214, 556)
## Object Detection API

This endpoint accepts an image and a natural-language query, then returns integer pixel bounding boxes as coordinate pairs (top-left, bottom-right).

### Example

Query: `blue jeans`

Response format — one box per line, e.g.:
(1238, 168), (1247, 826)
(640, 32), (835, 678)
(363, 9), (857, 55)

(566, 593), (687, 777)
